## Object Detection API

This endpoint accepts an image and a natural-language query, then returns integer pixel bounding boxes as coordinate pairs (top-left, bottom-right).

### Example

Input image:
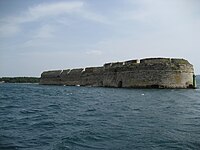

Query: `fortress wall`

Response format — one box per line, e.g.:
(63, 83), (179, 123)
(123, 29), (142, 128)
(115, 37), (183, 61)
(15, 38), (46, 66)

(102, 60), (195, 88)
(104, 63), (112, 69)
(111, 62), (124, 68)
(84, 67), (94, 73)
(60, 68), (83, 85)
(60, 69), (70, 84)
(69, 68), (83, 74)
(176, 64), (194, 73)
(80, 74), (103, 86)
(82, 67), (104, 74)
(103, 71), (117, 87)
(41, 70), (62, 78)
(102, 69), (162, 88)
(93, 67), (104, 73)
(60, 69), (70, 77)
(40, 58), (196, 88)
(116, 70), (194, 88)
(171, 59), (190, 65)
(80, 67), (104, 86)
(116, 63), (171, 72)
(117, 70), (162, 88)
(140, 58), (171, 64)
(40, 70), (62, 85)
(124, 59), (140, 66)
(159, 71), (194, 88)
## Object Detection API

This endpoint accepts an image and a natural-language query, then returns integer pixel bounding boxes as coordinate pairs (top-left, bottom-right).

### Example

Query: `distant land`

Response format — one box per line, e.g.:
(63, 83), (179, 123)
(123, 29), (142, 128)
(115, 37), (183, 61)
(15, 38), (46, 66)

(0, 77), (40, 83)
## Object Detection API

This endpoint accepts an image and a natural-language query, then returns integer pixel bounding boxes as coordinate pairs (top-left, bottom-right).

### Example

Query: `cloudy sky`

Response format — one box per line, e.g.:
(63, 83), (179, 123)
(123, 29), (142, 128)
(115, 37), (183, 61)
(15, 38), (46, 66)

(0, 0), (200, 77)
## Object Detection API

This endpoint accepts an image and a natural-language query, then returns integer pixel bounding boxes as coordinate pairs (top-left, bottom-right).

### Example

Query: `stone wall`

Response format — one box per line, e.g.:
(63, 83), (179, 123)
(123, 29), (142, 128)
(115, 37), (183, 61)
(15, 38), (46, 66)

(60, 69), (83, 85)
(40, 58), (196, 88)
(81, 67), (104, 86)
(40, 70), (62, 85)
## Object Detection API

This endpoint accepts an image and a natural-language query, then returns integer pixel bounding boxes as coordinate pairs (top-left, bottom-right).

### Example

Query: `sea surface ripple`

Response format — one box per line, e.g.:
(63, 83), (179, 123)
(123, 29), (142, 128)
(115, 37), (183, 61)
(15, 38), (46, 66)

(0, 77), (200, 150)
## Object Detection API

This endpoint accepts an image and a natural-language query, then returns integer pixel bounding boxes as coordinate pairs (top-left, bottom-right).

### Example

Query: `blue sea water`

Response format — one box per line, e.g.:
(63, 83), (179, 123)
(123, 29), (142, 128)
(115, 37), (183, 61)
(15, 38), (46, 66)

(0, 77), (200, 150)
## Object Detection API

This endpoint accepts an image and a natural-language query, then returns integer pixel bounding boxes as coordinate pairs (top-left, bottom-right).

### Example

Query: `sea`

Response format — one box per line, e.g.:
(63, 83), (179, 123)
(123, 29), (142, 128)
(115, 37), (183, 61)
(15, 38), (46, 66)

(0, 77), (200, 150)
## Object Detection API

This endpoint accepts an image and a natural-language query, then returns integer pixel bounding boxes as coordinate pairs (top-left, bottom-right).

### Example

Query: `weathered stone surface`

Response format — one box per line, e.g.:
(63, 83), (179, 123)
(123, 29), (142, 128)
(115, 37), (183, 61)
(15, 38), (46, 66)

(140, 58), (171, 64)
(40, 58), (196, 88)
(124, 59), (140, 66)
(81, 67), (104, 86)
(60, 68), (83, 85)
(111, 62), (124, 68)
(40, 70), (62, 85)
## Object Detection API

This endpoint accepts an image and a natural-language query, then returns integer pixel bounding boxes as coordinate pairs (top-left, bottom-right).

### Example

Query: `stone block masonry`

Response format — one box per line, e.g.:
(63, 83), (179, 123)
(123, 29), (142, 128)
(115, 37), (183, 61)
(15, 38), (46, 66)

(40, 58), (196, 89)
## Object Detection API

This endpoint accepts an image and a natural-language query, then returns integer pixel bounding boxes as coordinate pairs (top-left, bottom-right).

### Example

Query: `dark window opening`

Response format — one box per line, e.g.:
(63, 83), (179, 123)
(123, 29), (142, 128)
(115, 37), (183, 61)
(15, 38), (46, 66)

(187, 84), (194, 89)
(150, 85), (159, 88)
(118, 81), (122, 88)
(99, 81), (103, 86)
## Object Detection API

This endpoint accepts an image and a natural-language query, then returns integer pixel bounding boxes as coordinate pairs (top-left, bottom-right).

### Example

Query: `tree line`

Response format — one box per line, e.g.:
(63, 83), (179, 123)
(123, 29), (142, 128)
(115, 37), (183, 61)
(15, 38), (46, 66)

(0, 77), (40, 83)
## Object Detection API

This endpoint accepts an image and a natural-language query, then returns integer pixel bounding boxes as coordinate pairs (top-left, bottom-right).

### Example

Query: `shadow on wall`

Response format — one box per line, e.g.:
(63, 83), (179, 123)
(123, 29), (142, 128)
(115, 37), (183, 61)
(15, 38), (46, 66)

(118, 81), (122, 88)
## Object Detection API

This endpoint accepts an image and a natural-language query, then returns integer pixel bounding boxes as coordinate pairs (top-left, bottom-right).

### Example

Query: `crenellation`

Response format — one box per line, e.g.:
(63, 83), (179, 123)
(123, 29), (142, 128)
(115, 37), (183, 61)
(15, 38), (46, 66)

(69, 68), (83, 74)
(140, 58), (171, 64)
(60, 69), (70, 76)
(171, 59), (190, 65)
(93, 67), (104, 73)
(41, 70), (62, 78)
(110, 62), (124, 68)
(124, 59), (140, 66)
(40, 70), (62, 85)
(104, 63), (112, 69)
(84, 67), (95, 73)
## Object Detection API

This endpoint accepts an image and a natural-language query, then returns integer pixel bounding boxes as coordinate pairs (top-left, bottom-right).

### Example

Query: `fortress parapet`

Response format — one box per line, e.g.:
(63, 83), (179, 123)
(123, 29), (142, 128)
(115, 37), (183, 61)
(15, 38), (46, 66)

(104, 63), (112, 69)
(40, 58), (196, 89)
(140, 58), (171, 64)
(124, 59), (140, 66)
(111, 62), (124, 68)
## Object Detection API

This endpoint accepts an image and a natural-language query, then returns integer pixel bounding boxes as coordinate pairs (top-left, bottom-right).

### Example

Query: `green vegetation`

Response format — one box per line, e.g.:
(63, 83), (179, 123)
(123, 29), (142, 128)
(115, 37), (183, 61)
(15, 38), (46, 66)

(0, 77), (40, 83)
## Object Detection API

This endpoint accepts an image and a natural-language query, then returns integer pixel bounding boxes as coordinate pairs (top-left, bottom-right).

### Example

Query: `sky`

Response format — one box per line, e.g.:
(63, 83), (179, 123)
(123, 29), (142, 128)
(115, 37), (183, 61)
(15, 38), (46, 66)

(0, 0), (200, 77)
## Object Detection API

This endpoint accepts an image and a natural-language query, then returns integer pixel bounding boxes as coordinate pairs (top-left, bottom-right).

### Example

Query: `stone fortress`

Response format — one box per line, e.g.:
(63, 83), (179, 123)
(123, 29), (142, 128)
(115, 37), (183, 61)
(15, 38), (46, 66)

(40, 58), (196, 89)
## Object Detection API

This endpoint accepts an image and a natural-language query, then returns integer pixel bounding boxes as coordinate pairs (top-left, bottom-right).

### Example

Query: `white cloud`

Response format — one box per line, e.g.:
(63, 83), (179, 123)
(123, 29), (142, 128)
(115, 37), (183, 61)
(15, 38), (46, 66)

(26, 1), (84, 22)
(0, 1), (110, 38)
(80, 10), (110, 24)
(1, 0), (200, 75)
(0, 1), (84, 24)
(116, 0), (195, 25)
(34, 24), (55, 38)
(86, 50), (103, 56)
(0, 24), (20, 37)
